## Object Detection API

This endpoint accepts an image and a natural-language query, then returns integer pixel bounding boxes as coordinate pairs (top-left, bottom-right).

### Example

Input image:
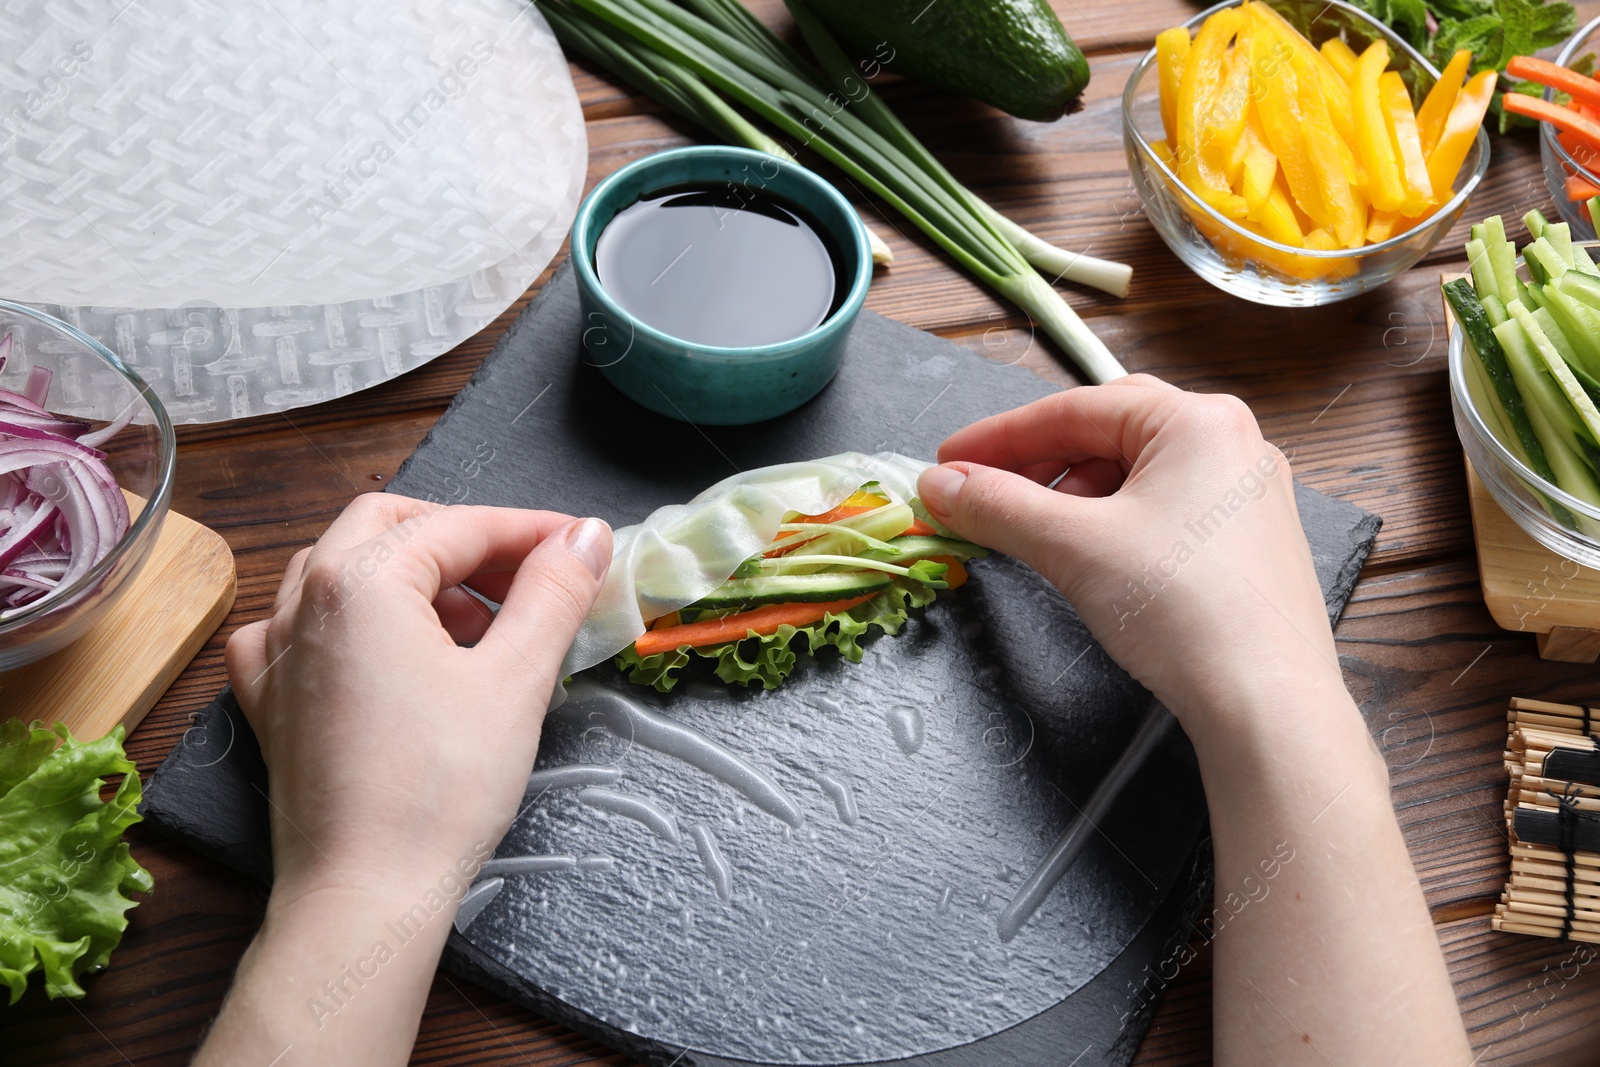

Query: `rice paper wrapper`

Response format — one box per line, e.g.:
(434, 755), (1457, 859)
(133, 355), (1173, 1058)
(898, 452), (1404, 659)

(562, 452), (931, 675)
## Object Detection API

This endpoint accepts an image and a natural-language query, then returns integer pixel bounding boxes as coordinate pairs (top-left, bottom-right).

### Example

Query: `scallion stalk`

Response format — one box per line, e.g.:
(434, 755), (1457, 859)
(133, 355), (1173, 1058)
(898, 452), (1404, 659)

(543, 0), (1129, 383)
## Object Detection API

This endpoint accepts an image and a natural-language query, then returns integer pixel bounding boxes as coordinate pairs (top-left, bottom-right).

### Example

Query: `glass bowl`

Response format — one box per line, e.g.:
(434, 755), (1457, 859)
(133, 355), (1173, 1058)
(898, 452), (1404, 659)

(1539, 15), (1600, 239)
(0, 300), (175, 670)
(1450, 242), (1600, 568)
(1123, 0), (1491, 306)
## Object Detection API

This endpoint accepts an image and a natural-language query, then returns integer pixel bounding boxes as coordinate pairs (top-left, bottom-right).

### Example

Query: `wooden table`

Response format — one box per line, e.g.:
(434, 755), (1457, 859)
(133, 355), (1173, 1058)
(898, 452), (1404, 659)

(7, 2), (1600, 1063)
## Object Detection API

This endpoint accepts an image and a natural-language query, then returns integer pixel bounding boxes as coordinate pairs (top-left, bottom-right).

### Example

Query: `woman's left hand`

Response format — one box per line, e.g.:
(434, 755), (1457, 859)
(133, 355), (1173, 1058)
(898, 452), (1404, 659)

(225, 493), (612, 901)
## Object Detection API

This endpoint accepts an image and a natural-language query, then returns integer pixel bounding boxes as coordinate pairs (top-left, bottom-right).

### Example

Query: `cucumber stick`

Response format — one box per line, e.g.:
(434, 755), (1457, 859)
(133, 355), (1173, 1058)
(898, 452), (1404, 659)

(1484, 216), (1519, 300)
(1494, 312), (1600, 510)
(1535, 287), (1600, 381)
(777, 503), (914, 572)
(1508, 303), (1600, 461)
(1466, 238), (1498, 302)
(1461, 337), (1523, 463)
(1444, 279), (1552, 480)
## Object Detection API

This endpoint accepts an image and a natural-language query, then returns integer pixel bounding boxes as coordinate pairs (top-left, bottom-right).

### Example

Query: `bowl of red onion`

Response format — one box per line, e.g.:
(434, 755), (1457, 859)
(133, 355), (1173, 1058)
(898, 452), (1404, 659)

(0, 300), (174, 670)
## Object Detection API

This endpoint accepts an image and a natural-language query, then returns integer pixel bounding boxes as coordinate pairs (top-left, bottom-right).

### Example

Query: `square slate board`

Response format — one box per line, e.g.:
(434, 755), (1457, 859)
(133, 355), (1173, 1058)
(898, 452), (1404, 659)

(142, 262), (1380, 1066)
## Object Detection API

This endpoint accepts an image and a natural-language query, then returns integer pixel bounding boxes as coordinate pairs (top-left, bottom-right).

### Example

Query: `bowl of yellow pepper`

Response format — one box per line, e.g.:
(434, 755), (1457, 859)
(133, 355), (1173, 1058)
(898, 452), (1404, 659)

(1123, 0), (1492, 306)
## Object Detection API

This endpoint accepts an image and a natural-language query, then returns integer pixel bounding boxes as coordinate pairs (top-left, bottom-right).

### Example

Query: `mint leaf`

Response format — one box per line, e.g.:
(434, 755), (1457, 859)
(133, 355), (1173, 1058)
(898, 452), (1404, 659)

(1429, 0), (1574, 73)
(0, 722), (152, 1003)
(1353, 0), (1431, 50)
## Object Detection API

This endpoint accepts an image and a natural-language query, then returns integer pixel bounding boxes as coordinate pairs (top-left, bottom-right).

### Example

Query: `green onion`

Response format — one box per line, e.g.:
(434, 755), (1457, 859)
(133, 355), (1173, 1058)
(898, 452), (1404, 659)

(541, 0), (1129, 383)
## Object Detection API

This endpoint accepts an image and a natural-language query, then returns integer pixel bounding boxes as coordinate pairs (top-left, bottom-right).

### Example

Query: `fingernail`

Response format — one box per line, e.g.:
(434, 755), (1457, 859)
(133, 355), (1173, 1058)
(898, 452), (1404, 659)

(566, 517), (611, 579)
(919, 465), (966, 516)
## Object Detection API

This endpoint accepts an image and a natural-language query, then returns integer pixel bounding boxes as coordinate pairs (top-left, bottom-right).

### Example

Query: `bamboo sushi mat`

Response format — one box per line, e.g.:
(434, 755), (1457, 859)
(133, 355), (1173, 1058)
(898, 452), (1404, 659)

(1498, 698), (1600, 943)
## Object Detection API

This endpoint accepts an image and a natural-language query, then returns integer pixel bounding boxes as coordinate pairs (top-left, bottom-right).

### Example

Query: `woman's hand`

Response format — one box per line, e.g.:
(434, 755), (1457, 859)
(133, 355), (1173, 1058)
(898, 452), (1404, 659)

(199, 495), (611, 1066)
(917, 375), (1341, 735)
(922, 379), (1473, 1065)
(224, 493), (612, 900)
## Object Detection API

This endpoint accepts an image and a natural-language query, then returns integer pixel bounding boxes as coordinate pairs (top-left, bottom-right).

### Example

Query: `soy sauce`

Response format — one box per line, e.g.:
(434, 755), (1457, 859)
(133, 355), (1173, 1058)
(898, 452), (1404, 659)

(594, 184), (843, 348)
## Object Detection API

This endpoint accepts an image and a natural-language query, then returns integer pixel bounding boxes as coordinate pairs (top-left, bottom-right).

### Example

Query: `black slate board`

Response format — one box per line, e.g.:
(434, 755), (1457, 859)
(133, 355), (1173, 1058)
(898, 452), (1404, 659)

(142, 262), (1381, 1066)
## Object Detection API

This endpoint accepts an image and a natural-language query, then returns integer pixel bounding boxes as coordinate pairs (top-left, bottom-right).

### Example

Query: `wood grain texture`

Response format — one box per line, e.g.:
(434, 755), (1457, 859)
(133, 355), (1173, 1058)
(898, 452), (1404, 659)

(10, 0), (1600, 1062)
(0, 504), (235, 742)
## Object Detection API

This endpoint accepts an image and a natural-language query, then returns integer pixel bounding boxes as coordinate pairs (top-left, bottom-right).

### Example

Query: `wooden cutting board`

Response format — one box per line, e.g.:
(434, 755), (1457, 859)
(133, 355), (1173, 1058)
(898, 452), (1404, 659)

(1467, 460), (1600, 663)
(0, 505), (235, 740)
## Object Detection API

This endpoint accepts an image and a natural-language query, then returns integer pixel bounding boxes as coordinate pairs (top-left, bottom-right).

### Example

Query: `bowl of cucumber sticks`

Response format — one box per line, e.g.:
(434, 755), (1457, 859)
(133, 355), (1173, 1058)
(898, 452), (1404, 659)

(1447, 205), (1600, 568)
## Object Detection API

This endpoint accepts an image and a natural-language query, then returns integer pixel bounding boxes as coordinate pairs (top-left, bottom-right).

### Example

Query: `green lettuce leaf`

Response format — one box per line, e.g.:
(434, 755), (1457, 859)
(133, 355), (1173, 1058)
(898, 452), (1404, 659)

(0, 722), (153, 1003)
(616, 578), (941, 691)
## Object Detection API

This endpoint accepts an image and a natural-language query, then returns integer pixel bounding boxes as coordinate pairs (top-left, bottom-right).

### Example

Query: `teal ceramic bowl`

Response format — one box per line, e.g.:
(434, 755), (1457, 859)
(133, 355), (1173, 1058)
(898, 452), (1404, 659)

(570, 146), (872, 425)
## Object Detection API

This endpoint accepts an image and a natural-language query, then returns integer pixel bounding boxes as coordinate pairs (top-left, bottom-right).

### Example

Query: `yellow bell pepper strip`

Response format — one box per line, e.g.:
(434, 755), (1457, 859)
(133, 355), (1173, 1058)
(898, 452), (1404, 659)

(1351, 41), (1406, 213)
(1249, 11), (1326, 226)
(1427, 69), (1496, 202)
(1320, 36), (1359, 83)
(1379, 70), (1435, 215)
(1415, 49), (1470, 156)
(1250, 1), (1356, 143)
(1239, 106), (1280, 216)
(1249, 175), (1305, 246)
(1304, 227), (1338, 250)
(1177, 7), (1248, 218)
(1202, 32), (1254, 185)
(1291, 44), (1365, 246)
(1156, 26), (1191, 146)
(1366, 209), (1402, 243)
(1297, 226), (1362, 279)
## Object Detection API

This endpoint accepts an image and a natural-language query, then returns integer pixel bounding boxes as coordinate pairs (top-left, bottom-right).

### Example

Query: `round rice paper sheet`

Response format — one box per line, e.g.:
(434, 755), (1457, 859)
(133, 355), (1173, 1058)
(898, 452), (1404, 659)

(0, 0), (586, 423)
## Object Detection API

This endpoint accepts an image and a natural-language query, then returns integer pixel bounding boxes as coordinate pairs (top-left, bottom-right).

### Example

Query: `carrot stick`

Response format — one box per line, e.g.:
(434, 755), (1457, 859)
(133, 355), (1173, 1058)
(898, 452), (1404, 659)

(634, 595), (877, 655)
(928, 556), (969, 589)
(1502, 92), (1600, 157)
(1507, 55), (1600, 112)
(1567, 174), (1600, 201)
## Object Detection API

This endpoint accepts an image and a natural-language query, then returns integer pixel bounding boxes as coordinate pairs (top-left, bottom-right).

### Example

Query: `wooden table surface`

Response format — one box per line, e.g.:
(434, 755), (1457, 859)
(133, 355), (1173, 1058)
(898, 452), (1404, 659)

(8, 2), (1600, 1063)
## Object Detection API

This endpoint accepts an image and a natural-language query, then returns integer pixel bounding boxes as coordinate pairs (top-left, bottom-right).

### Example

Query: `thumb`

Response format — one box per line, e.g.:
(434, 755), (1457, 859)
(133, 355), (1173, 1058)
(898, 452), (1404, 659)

(223, 619), (270, 719)
(480, 517), (612, 704)
(918, 463), (1096, 590)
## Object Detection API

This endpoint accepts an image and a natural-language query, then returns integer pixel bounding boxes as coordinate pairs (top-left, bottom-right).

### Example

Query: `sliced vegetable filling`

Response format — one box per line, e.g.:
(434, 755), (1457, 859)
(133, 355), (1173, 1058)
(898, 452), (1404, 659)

(616, 485), (986, 691)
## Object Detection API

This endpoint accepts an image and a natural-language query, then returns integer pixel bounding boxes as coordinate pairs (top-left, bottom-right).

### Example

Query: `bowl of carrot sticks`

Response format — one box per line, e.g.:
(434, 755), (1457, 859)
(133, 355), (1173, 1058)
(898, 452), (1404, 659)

(1123, 0), (1492, 306)
(1509, 18), (1600, 238)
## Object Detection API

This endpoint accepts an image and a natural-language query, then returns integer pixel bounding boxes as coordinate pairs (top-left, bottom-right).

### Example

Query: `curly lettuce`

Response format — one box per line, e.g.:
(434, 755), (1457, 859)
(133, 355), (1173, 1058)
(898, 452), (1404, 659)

(0, 721), (153, 1003)
(616, 579), (940, 691)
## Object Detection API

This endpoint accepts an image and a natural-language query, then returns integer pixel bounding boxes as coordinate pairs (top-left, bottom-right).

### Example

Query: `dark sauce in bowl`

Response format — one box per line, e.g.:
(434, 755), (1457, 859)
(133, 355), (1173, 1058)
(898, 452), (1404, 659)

(594, 184), (844, 348)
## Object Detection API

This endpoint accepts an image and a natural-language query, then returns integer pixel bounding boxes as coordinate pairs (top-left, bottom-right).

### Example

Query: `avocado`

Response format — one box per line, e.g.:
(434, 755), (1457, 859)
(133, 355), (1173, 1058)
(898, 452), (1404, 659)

(802, 0), (1090, 121)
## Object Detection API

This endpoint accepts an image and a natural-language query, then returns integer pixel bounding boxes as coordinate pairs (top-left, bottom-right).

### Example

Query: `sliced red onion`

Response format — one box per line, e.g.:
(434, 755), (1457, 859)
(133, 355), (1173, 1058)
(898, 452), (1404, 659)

(77, 404), (135, 448)
(0, 418), (107, 456)
(0, 341), (131, 620)
(22, 366), (51, 407)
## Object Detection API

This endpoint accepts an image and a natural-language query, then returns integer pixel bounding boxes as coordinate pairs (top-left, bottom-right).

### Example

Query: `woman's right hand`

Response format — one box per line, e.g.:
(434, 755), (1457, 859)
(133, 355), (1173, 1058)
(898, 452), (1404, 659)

(917, 375), (1346, 736)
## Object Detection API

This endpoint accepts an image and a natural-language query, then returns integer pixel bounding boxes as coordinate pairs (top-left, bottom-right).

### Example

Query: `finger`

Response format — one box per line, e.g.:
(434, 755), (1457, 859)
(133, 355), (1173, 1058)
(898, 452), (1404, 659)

(460, 570), (517, 606)
(936, 383), (1182, 472)
(307, 493), (447, 564)
(274, 547), (313, 613)
(1053, 456), (1127, 498)
(481, 517), (612, 694)
(313, 506), (583, 610)
(224, 620), (271, 713)
(917, 462), (1102, 587)
(1106, 372), (1181, 391)
(434, 585), (497, 645)
(1015, 459), (1070, 486)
